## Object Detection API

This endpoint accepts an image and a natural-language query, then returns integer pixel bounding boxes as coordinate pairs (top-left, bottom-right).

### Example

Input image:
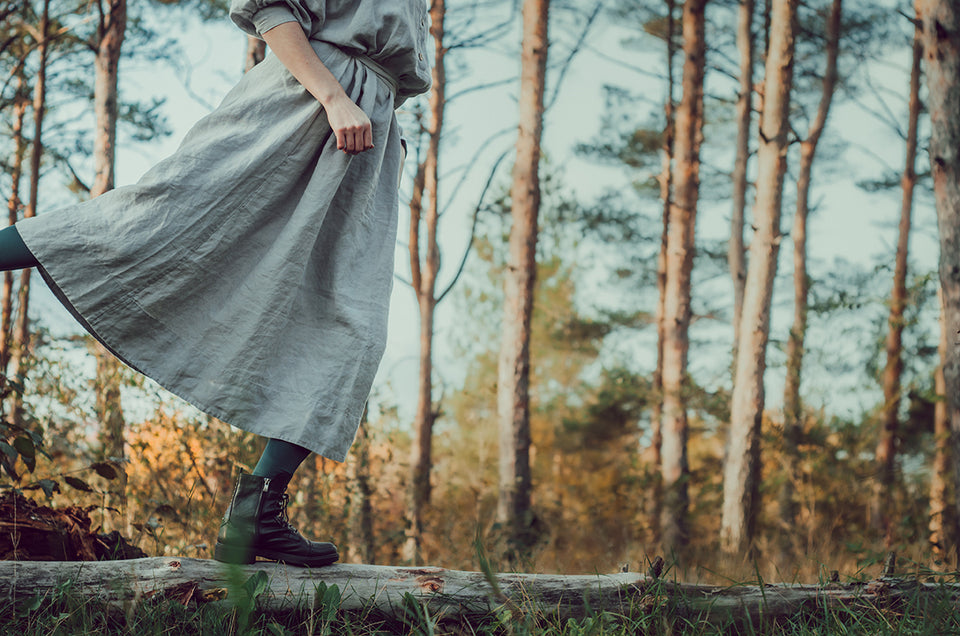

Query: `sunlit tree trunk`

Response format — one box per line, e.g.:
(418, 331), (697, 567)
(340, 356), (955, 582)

(917, 0), (960, 563)
(8, 0), (51, 427)
(930, 289), (954, 559)
(245, 35), (265, 72)
(720, 0), (797, 556)
(404, 0), (446, 564)
(497, 0), (549, 555)
(780, 0), (842, 543)
(729, 0), (754, 366)
(872, 10), (921, 545)
(649, 0), (677, 549)
(1, 76), (28, 406)
(658, 0), (707, 553)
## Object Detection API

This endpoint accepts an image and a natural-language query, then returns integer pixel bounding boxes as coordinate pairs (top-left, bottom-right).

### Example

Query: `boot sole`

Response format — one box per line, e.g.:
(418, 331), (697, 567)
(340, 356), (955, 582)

(213, 541), (339, 568)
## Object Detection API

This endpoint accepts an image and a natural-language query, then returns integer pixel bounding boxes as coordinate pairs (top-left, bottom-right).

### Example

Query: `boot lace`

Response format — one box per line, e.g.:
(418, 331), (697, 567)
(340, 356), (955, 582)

(276, 493), (301, 534)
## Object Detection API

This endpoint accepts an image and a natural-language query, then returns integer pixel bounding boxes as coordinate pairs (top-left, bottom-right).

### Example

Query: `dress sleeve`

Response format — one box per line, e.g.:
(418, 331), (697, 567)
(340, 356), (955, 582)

(229, 0), (322, 39)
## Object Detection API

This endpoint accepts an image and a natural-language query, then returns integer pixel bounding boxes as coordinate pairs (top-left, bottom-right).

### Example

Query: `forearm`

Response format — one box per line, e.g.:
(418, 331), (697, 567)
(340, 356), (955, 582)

(260, 22), (345, 107)
(260, 21), (373, 154)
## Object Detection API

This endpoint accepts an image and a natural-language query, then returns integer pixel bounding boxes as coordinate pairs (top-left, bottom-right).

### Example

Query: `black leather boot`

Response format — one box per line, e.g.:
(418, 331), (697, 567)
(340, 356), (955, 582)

(214, 472), (339, 567)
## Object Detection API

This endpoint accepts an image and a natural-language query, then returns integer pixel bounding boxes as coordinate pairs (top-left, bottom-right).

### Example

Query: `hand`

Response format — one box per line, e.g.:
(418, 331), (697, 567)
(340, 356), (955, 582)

(323, 92), (374, 155)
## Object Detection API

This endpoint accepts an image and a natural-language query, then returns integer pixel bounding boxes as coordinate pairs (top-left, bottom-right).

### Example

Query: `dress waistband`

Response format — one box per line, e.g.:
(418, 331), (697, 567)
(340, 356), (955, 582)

(309, 40), (400, 100)
(354, 53), (399, 96)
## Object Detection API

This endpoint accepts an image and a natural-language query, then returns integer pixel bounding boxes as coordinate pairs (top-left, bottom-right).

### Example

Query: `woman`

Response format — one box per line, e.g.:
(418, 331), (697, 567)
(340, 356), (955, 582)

(0, 0), (431, 567)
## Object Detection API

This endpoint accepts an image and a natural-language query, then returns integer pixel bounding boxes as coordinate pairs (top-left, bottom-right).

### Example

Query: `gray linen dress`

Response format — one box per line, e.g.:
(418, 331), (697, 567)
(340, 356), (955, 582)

(16, 0), (432, 462)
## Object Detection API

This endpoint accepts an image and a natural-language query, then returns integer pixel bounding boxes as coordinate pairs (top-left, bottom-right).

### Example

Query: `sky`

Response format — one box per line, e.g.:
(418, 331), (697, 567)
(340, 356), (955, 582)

(27, 0), (940, 431)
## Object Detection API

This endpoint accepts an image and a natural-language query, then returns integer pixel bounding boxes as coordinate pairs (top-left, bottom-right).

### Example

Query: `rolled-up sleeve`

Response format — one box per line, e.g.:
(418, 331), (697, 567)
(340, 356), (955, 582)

(229, 0), (320, 38)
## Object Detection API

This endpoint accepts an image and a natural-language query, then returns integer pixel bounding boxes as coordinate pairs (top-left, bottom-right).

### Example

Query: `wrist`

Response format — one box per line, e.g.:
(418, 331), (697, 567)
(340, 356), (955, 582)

(313, 83), (347, 109)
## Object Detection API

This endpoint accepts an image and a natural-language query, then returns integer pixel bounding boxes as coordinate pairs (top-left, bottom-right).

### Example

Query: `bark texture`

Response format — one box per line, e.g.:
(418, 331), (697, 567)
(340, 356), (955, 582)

(404, 0), (446, 564)
(780, 0), (841, 539)
(729, 0), (754, 365)
(721, 0), (797, 556)
(872, 12), (921, 544)
(658, 0), (707, 552)
(496, 0), (549, 552)
(2, 558), (960, 625)
(917, 0), (960, 563)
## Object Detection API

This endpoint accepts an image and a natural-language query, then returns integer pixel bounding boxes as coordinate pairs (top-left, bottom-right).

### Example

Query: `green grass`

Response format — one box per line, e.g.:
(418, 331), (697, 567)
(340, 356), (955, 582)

(3, 576), (960, 636)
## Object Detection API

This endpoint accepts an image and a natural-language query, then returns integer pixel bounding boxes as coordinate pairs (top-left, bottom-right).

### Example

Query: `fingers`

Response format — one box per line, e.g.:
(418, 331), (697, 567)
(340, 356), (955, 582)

(335, 122), (374, 155)
(326, 94), (375, 155)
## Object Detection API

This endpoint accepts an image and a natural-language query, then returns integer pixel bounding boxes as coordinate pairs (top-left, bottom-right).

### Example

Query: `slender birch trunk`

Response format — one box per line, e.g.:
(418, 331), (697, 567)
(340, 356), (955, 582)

(658, 0), (707, 552)
(780, 0), (842, 541)
(497, 0), (549, 554)
(729, 0), (755, 366)
(720, 0), (797, 556)
(871, 11), (921, 545)
(8, 0), (51, 427)
(404, 0), (446, 564)
(648, 0), (676, 549)
(916, 0), (960, 563)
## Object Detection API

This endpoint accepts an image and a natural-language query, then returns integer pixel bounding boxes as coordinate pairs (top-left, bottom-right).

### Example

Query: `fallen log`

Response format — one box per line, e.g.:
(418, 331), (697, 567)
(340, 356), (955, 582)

(1, 557), (959, 623)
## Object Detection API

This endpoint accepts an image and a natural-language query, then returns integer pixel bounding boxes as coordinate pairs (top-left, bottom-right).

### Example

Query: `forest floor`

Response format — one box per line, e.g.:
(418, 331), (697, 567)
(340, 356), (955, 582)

(1, 582), (959, 636)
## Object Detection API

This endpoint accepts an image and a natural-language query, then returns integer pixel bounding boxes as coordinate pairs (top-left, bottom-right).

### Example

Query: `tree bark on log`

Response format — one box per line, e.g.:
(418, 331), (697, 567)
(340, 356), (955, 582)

(3, 558), (960, 624)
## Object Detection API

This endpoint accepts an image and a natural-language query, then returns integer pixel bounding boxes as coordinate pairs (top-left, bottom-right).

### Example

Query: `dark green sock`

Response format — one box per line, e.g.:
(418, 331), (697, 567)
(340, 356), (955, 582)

(0, 226), (37, 271)
(252, 438), (311, 484)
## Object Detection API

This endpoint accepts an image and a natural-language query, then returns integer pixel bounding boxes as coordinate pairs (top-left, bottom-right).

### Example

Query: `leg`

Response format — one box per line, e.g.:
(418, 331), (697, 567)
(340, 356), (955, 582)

(0, 226), (38, 271)
(252, 437), (311, 482)
(215, 437), (338, 567)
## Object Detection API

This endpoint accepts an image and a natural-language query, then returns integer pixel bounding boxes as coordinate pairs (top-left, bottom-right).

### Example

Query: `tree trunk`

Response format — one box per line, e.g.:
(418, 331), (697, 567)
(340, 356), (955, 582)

(346, 412), (375, 565)
(720, 0), (797, 556)
(780, 0), (842, 544)
(930, 289), (954, 559)
(245, 35), (265, 72)
(917, 0), (960, 563)
(89, 0), (128, 529)
(658, 0), (707, 553)
(2, 558), (959, 624)
(403, 0), (446, 565)
(872, 11), (921, 545)
(7, 0), (50, 427)
(648, 0), (676, 549)
(496, 0), (549, 554)
(1, 76), (28, 402)
(729, 0), (754, 366)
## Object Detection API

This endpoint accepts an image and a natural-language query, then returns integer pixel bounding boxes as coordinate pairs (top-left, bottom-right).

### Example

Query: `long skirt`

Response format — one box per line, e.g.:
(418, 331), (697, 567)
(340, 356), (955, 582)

(17, 41), (403, 462)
